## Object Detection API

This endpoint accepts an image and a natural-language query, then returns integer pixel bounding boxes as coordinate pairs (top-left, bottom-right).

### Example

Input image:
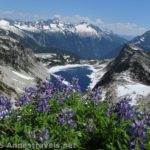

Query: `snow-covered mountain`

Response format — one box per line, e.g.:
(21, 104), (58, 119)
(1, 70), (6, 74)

(0, 18), (126, 59)
(0, 28), (48, 96)
(94, 44), (150, 104)
(130, 30), (150, 52)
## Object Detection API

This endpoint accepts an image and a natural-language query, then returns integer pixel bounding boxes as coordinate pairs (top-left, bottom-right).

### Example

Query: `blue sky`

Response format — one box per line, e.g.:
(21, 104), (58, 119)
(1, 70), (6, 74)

(0, 0), (149, 36)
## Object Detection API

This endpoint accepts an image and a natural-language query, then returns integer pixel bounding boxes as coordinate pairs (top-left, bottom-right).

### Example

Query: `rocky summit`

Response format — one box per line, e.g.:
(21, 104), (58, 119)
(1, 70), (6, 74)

(94, 44), (150, 103)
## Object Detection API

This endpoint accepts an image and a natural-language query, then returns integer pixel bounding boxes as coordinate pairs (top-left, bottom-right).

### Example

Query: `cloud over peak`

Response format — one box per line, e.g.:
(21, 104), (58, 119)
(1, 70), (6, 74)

(0, 10), (147, 36)
(53, 14), (147, 36)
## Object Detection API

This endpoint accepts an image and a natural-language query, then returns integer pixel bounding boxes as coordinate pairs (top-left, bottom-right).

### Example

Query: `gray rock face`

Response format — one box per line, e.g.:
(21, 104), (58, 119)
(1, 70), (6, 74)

(0, 29), (48, 95)
(35, 53), (79, 68)
(95, 44), (150, 87)
(94, 44), (150, 103)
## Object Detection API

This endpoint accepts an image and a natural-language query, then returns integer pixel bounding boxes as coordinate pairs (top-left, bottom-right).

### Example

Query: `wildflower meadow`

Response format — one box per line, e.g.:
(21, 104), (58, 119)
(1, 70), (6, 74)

(0, 77), (150, 149)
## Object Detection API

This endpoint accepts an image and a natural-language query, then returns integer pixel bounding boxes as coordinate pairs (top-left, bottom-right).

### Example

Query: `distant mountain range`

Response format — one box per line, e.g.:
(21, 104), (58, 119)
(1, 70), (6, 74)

(0, 18), (126, 59)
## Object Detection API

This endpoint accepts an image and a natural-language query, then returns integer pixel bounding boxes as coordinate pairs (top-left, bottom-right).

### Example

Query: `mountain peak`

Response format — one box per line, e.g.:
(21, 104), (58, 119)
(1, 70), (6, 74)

(51, 17), (63, 24)
(95, 44), (150, 88)
(130, 30), (150, 52)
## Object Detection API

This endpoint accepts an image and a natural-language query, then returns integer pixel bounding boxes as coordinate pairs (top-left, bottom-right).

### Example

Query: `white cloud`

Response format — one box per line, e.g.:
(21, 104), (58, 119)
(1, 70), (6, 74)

(53, 14), (104, 25)
(0, 10), (48, 21)
(104, 22), (147, 36)
(0, 11), (147, 36)
(53, 14), (147, 36)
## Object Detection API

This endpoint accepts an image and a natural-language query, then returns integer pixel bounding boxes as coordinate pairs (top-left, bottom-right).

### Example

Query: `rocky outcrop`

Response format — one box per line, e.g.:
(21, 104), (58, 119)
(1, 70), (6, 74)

(0, 29), (48, 95)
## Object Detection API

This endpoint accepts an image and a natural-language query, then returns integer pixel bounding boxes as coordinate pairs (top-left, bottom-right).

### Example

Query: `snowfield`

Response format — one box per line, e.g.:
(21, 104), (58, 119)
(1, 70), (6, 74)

(75, 23), (98, 36)
(0, 20), (24, 37)
(12, 71), (34, 80)
(117, 83), (150, 105)
(113, 72), (150, 105)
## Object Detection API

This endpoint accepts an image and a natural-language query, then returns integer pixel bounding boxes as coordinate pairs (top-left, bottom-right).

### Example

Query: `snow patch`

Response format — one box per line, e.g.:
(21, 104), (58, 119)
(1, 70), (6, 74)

(0, 45), (10, 50)
(75, 23), (97, 36)
(49, 23), (64, 32)
(88, 62), (108, 89)
(12, 71), (34, 80)
(0, 20), (10, 26)
(117, 83), (150, 105)
(140, 37), (145, 42)
(130, 45), (140, 51)
(14, 24), (39, 32)
(51, 73), (70, 85)
(0, 20), (24, 37)
(49, 64), (91, 73)
(35, 53), (56, 59)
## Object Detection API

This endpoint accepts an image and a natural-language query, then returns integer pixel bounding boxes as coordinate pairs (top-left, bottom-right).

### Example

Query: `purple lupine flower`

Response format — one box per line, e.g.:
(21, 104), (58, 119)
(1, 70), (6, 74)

(59, 108), (75, 128)
(54, 75), (66, 92)
(16, 94), (31, 106)
(24, 87), (37, 97)
(0, 96), (12, 110)
(0, 96), (12, 119)
(18, 81), (55, 111)
(127, 112), (149, 149)
(36, 97), (50, 112)
(17, 76), (81, 108)
(108, 96), (149, 149)
(71, 77), (81, 92)
(112, 96), (134, 120)
(87, 87), (102, 106)
(59, 117), (67, 125)
(64, 85), (74, 99)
